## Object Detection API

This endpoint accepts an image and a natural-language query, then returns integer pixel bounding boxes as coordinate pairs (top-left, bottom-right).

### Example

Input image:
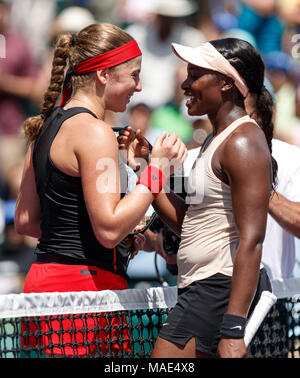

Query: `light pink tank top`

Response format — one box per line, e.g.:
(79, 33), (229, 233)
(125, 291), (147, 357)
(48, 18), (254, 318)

(177, 115), (261, 288)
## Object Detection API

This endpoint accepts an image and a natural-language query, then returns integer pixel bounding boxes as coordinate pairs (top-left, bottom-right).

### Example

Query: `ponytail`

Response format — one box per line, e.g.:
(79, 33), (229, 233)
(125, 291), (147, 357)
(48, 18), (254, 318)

(253, 86), (278, 189)
(24, 33), (73, 142)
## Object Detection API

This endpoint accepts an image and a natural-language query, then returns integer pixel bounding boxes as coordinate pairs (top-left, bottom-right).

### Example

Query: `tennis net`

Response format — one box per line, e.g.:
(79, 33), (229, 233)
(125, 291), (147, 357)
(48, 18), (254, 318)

(0, 278), (299, 358)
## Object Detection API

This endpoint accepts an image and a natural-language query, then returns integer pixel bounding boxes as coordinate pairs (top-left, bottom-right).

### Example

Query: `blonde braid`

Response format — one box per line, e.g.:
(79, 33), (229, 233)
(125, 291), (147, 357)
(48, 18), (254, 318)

(23, 34), (72, 142)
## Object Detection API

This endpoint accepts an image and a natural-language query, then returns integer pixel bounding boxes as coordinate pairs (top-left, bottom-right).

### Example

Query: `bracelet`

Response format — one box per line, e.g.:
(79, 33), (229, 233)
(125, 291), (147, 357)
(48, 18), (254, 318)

(220, 313), (247, 339)
(136, 165), (167, 198)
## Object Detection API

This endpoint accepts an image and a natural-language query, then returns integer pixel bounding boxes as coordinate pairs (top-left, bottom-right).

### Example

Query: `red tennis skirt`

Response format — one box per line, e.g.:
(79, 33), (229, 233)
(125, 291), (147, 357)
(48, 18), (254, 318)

(22, 262), (130, 356)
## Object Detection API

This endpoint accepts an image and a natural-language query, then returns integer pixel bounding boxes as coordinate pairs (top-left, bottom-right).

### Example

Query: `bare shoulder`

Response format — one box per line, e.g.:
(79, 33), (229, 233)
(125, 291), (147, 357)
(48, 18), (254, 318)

(70, 113), (116, 140)
(223, 121), (270, 162)
(221, 121), (271, 180)
(68, 113), (118, 154)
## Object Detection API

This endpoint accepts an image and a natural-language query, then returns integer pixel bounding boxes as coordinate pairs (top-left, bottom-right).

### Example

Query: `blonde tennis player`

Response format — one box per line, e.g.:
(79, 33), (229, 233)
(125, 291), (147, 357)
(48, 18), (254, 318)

(14, 23), (187, 356)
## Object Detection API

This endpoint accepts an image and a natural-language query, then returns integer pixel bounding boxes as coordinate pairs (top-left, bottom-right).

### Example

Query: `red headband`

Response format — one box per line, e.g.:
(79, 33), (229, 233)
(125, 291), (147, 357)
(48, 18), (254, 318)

(74, 40), (142, 74)
(59, 40), (142, 107)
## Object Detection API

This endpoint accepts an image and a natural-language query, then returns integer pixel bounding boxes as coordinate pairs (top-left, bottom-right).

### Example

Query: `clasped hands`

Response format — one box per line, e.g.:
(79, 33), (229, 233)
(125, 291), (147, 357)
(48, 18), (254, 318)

(117, 126), (150, 173)
(117, 126), (187, 176)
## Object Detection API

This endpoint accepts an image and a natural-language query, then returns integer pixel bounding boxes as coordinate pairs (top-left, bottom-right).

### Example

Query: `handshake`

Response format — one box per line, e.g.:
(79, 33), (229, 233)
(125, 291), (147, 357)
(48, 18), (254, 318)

(116, 126), (187, 178)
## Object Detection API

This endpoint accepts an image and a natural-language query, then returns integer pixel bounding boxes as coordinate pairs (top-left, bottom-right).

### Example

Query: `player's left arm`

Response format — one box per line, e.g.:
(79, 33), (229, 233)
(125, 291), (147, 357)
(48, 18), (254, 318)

(217, 125), (272, 358)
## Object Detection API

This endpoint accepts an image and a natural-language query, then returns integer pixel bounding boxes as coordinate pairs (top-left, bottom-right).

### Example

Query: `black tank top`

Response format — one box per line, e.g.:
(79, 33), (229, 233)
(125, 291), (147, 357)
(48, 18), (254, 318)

(32, 107), (129, 276)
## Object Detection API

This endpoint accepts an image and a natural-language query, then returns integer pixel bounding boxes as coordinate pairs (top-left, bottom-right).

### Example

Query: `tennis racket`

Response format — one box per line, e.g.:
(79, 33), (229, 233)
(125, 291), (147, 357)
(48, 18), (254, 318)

(244, 291), (277, 347)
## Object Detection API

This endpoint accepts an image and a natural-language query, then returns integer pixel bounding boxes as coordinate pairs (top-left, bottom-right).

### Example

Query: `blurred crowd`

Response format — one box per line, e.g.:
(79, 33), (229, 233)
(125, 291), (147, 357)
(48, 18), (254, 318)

(1, 0), (300, 293)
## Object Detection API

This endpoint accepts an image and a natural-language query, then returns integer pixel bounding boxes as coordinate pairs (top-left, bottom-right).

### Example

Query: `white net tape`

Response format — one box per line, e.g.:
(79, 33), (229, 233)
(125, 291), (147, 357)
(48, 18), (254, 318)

(0, 286), (177, 318)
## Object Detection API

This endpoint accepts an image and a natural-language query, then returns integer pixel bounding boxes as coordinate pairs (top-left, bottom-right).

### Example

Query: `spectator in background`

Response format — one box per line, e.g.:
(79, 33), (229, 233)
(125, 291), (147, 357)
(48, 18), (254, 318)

(0, 0), (37, 172)
(125, 0), (205, 109)
(8, 0), (57, 65)
(264, 50), (299, 143)
(237, 0), (285, 55)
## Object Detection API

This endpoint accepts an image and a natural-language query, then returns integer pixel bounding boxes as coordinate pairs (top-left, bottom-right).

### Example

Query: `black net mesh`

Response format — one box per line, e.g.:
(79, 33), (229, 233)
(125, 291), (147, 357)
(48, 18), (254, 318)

(0, 297), (299, 358)
(0, 309), (169, 358)
(248, 297), (300, 358)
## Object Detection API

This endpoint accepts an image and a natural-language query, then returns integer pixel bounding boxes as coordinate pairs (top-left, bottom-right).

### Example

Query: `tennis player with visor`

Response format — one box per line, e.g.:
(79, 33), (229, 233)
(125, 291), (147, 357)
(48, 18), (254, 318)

(121, 38), (277, 358)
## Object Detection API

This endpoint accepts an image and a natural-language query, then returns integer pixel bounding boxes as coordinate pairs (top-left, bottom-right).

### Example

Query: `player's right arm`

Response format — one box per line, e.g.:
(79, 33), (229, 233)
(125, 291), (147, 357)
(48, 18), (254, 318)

(75, 120), (187, 248)
(15, 144), (41, 238)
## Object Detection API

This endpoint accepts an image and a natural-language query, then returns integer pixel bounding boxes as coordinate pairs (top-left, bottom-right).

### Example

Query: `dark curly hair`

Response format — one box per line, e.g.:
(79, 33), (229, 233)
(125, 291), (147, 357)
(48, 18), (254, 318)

(210, 38), (278, 189)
